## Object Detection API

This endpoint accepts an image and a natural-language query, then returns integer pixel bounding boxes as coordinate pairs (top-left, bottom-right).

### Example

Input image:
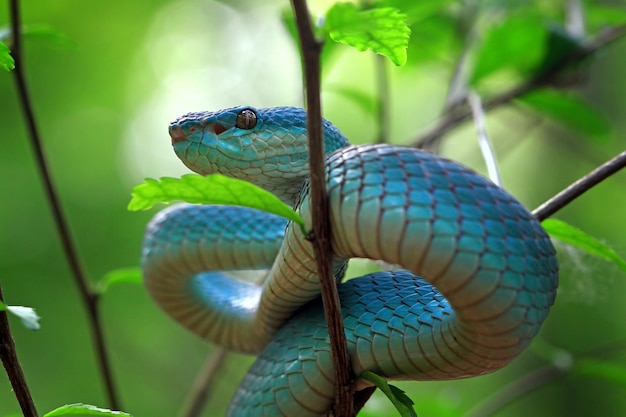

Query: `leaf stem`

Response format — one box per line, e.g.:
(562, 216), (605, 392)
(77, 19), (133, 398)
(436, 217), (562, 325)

(290, 1), (355, 416)
(9, 0), (120, 409)
(412, 24), (626, 148)
(0, 284), (38, 417)
(533, 149), (626, 221)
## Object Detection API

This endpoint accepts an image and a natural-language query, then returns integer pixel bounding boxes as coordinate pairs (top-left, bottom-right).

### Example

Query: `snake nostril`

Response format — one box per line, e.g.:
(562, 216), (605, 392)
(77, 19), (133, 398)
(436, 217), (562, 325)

(169, 125), (187, 145)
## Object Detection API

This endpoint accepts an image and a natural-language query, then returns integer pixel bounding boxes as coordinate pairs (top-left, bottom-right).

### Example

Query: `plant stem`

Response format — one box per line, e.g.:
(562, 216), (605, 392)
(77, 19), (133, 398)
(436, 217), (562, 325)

(9, 0), (120, 409)
(290, 1), (355, 416)
(0, 285), (38, 417)
(533, 149), (626, 221)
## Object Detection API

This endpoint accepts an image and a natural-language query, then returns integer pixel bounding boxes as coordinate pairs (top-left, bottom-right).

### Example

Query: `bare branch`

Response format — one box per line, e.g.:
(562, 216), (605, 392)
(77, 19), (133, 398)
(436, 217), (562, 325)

(412, 24), (626, 149)
(9, 0), (120, 408)
(177, 348), (228, 417)
(0, 285), (38, 417)
(533, 149), (626, 221)
(290, 1), (354, 416)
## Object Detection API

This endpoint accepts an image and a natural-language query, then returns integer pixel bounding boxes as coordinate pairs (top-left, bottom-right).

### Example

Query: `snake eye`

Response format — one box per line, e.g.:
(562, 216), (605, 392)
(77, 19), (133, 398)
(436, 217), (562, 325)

(236, 109), (257, 130)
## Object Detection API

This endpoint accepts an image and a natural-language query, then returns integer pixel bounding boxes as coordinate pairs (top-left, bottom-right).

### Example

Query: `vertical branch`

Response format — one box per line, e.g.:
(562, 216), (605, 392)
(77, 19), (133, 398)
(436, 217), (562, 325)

(8, 0), (120, 409)
(0, 285), (38, 417)
(290, 1), (355, 416)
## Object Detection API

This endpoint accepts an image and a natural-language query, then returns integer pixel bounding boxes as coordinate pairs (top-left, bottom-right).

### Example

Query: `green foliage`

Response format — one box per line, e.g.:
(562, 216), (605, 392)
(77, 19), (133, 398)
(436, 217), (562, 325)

(543, 219), (626, 272)
(0, 40), (14, 71)
(574, 358), (626, 386)
(324, 3), (411, 66)
(471, 13), (547, 85)
(517, 88), (611, 141)
(98, 267), (142, 293)
(128, 174), (305, 232)
(360, 371), (417, 417)
(534, 25), (584, 75)
(0, 300), (40, 330)
(43, 404), (132, 417)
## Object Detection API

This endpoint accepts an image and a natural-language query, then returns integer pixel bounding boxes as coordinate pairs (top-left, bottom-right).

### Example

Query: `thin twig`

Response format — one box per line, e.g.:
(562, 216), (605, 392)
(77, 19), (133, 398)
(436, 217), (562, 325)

(533, 149), (626, 221)
(177, 348), (228, 417)
(412, 24), (626, 149)
(290, 1), (355, 416)
(9, 0), (120, 409)
(0, 285), (38, 417)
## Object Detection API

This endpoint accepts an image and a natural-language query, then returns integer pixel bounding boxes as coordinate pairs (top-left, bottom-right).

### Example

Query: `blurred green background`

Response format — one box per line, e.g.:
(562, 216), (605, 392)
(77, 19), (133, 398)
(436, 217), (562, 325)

(1, 0), (625, 416)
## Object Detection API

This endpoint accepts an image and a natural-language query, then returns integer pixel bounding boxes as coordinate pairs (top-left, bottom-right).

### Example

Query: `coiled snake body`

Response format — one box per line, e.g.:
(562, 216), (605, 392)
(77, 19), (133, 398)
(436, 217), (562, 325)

(142, 106), (559, 416)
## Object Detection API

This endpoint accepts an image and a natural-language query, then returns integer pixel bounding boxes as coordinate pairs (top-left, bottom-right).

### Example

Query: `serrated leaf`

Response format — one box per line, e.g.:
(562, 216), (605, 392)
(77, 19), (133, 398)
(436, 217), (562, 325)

(98, 267), (142, 293)
(128, 174), (305, 232)
(325, 3), (411, 66)
(517, 89), (611, 141)
(574, 358), (626, 386)
(6, 306), (40, 330)
(360, 371), (417, 417)
(543, 219), (626, 273)
(0, 41), (15, 71)
(44, 403), (132, 417)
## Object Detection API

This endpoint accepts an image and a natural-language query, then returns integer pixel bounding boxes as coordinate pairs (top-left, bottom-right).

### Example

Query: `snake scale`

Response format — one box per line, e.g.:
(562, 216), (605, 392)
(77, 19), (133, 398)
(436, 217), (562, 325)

(141, 106), (559, 416)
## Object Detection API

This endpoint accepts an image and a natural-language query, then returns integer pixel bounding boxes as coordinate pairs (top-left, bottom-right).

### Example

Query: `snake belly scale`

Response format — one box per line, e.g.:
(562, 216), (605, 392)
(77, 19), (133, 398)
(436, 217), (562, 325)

(141, 106), (559, 416)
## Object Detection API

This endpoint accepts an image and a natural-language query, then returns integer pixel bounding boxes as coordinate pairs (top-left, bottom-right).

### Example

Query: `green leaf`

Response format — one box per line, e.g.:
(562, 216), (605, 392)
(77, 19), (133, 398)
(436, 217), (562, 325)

(471, 13), (547, 85)
(0, 300), (6, 311)
(0, 25), (72, 48)
(128, 174), (305, 232)
(325, 3), (411, 66)
(0, 41), (15, 71)
(516, 89), (611, 141)
(360, 371), (417, 417)
(574, 358), (626, 386)
(534, 25), (583, 75)
(44, 404), (132, 417)
(6, 305), (40, 330)
(542, 219), (626, 273)
(98, 267), (142, 293)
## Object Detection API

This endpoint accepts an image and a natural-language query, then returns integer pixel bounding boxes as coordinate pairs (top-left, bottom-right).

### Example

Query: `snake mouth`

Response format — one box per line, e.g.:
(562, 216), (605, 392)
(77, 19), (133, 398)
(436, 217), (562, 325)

(169, 125), (187, 145)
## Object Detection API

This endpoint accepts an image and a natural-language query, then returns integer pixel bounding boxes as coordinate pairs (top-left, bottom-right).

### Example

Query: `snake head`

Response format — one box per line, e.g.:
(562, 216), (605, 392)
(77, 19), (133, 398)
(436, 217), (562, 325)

(168, 105), (349, 204)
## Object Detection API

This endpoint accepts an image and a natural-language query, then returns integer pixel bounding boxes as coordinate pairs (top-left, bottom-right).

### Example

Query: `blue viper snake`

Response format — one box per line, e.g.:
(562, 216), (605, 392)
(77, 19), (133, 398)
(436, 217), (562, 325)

(141, 106), (559, 416)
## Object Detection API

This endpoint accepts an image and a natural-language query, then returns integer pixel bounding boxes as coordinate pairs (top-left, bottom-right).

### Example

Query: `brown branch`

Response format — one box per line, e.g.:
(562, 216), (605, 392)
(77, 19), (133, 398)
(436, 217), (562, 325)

(533, 149), (626, 221)
(177, 348), (228, 417)
(290, 1), (354, 416)
(0, 285), (38, 417)
(412, 24), (626, 149)
(8, 0), (120, 409)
